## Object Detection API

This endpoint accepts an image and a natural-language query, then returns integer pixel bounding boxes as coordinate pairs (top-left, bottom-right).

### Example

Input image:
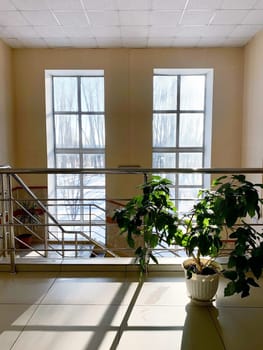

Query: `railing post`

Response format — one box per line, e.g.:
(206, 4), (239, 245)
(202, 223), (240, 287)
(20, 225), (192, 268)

(6, 174), (16, 273)
(0, 174), (6, 257)
(89, 204), (92, 239)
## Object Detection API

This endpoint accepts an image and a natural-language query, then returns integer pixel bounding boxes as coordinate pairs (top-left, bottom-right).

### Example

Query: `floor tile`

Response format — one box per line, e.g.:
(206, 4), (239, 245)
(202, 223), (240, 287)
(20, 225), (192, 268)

(0, 304), (37, 350)
(128, 305), (187, 326)
(0, 272), (57, 304)
(11, 330), (116, 350)
(27, 304), (128, 327)
(211, 307), (263, 350)
(117, 330), (183, 350)
(0, 271), (262, 350)
(126, 303), (225, 350)
(41, 278), (138, 305)
(135, 280), (189, 306)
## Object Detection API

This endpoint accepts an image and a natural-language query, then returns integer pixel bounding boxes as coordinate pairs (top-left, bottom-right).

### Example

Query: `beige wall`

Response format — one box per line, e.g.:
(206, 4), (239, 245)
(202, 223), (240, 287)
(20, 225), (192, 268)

(243, 30), (263, 168)
(0, 40), (14, 165)
(12, 47), (244, 188)
(13, 48), (244, 169)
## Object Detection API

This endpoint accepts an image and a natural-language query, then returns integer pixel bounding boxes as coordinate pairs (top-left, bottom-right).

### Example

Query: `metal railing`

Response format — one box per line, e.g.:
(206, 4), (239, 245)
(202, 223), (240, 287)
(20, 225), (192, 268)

(0, 166), (262, 272)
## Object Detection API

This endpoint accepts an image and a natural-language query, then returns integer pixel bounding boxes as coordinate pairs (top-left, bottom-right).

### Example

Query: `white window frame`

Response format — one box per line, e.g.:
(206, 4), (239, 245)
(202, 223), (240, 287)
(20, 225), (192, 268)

(45, 69), (106, 243)
(153, 68), (214, 210)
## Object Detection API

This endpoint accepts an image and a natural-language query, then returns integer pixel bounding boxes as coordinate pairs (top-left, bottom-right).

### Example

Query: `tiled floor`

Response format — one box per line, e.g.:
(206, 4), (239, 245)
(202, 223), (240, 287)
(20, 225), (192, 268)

(0, 270), (262, 350)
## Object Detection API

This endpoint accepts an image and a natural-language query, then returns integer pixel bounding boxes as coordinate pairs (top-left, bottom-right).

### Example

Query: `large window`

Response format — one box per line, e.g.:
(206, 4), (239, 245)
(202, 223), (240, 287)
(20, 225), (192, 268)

(45, 70), (106, 243)
(153, 69), (213, 213)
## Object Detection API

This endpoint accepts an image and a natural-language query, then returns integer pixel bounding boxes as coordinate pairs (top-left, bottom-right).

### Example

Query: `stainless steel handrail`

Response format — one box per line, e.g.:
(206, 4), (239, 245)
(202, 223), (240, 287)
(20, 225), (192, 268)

(0, 166), (262, 273)
(0, 166), (263, 174)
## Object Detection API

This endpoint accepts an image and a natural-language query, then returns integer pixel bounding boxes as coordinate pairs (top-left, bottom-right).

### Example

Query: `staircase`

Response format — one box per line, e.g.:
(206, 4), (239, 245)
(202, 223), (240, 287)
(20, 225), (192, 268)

(0, 168), (117, 272)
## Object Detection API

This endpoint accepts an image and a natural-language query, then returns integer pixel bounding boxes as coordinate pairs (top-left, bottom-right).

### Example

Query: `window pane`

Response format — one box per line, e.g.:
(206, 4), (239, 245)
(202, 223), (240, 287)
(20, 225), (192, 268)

(84, 188), (105, 199)
(81, 77), (104, 112)
(180, 75), (205, 110)
(153, 114), (176, 147)
(56, 154), (80, 186)
(178, 188), (199, 214)
(83, 174), (105, 187)
(82, 115), (105, 148)
(53, 77), (78, 112)
(179, 113), (204, 147)
(153, 152), (176, 168)
(56, 188), (80, 221)
(55, 115), (79, 148)
(153, 75), (177, 110)
(153, 152), (176, 184)
(179, 153), (202, 185)
(83, 154), (105, 168)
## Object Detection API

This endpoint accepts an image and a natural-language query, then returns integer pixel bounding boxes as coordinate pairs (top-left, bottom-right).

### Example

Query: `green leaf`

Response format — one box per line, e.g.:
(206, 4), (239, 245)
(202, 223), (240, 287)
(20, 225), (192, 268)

(223, 270), (237, 281)
(149, 234), (159, 248)
(247, 277), (260, 288)
(150, 252), (159, 265)
(249, 257), (262, 279)
(241, 284), (250, 298)
(224, 281), (236, 296)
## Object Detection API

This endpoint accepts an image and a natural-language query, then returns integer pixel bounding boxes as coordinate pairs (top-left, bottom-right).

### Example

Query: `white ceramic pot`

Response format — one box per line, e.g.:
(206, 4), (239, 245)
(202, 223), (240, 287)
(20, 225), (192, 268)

(183, 258), (221, 303)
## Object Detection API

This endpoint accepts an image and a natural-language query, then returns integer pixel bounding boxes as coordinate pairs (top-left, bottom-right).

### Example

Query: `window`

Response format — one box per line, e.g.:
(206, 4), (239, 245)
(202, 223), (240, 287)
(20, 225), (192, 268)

(153, 69), (213, 213)
(45, 70), (106, 243)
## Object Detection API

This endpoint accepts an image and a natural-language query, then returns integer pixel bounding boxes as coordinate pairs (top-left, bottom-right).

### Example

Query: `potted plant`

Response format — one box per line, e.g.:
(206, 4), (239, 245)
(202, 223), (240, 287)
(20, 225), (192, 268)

(171, 174), (263, 302)
(113, 174), (263, 301)
(112, 175), (179, 273)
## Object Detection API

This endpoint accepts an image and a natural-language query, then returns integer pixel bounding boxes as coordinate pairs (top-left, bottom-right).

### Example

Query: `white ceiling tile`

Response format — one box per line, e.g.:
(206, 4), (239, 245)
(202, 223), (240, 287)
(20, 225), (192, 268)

(122, 37), (148, 47)
(44, 37), (72, 46)
(91, 26), (121, 37)
(63, 26), (93, 37)
(119, 11), (149, 26)
(242, 10), (263, 24)
(2, 37), (23, 47)
(211, 10), (248, 24)
(116, 0), (151, 10)
(152, 0), (187, 10)
(69, 37), (98, 47)
(173, 37), (200, 46)
(86, 11), (119, 26)
(175, 25), (206, 37)
(150, 11), (182, 26)
(180, 10), (214, 25)
(1, 25), (38, 38)
(20, 37), (48, 47)
(149, 26), (178, 37)
(33, 25), (66, 37)
(46, 0), (83, 10)
(198, 37), (225, 46)
(12, 0), (49, 10)
(22, 11), (59, 26)
(0, 0), (261, 48)
(187, 0), (222, 10)
(202, 24), (235, 36)
(148, 37), (174, 46)
(0, 26), (5, 35)
(83, 0), (116, 11)
(54, 11), (90, 26)
(121, 26), (149, 37)
(221, 0), (257, 9)
(96, 37), (122, 47)
(229, 24), (263, 37)
(0, 11), (28, 25)
(254, 0), (263, 8)
(223, 37), (250, 46)
(0, 0), (16, 10)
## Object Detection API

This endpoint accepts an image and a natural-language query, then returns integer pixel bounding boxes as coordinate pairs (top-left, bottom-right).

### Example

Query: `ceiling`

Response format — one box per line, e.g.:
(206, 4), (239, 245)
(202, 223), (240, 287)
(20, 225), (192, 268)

(0, 0), (263, 49)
